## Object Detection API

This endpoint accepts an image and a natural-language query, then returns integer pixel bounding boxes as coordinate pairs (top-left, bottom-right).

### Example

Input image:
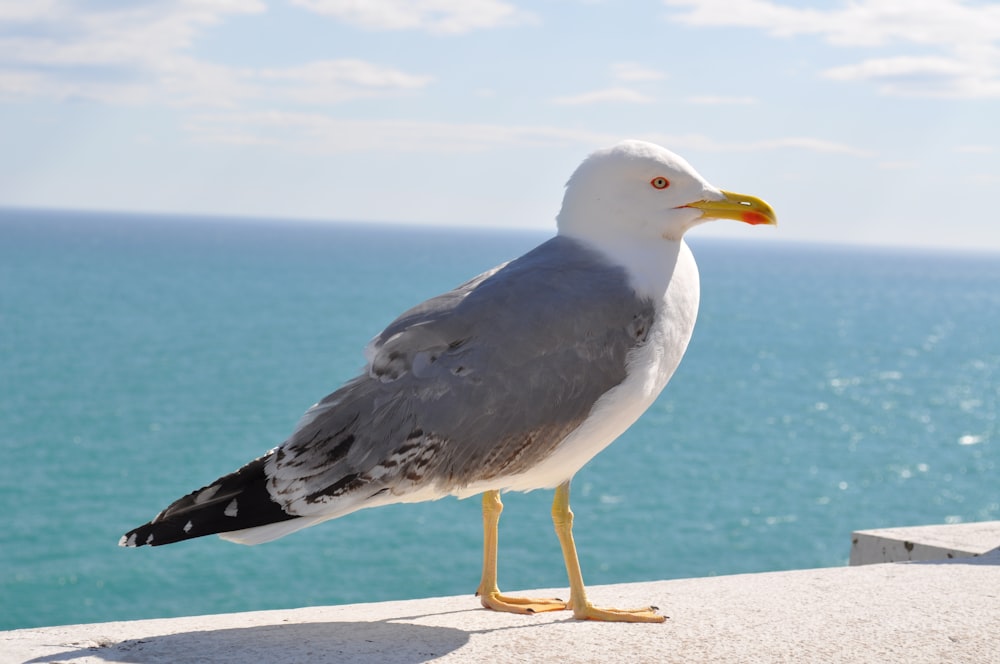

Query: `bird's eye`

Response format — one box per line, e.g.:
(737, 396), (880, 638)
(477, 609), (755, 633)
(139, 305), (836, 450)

(650, 177), (670, 190)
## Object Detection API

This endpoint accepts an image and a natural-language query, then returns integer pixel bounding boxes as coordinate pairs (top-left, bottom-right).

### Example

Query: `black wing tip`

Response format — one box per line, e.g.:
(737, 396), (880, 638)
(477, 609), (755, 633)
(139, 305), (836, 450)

(119, 454), (298, 549)
(119, 520), (185, 548)
(119, 524), (154, 548)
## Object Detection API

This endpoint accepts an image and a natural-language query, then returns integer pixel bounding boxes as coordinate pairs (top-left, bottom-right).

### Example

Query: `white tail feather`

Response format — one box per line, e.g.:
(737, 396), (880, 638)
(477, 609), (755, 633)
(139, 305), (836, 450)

(218, 515), (330, 545)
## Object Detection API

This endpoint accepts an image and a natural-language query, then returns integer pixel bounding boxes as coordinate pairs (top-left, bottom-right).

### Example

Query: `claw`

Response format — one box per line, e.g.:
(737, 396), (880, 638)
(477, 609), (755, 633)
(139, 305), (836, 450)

(572, 602), (667, 623)
(478, 590), (567, 615)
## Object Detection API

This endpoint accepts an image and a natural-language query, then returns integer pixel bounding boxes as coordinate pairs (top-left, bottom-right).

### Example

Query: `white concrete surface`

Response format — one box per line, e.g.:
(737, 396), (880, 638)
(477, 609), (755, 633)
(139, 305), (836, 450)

(850, 520), (1000, 565)
(5, 548), (999, 664)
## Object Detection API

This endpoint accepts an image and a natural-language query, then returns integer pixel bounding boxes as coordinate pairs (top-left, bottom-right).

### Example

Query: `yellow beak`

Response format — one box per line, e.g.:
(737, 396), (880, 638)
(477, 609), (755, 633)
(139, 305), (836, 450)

(683, 190), (777, 226)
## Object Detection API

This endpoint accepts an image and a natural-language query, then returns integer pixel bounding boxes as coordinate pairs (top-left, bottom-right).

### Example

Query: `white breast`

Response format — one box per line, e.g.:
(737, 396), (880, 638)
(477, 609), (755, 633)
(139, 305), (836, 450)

(452, 239), (701, 497)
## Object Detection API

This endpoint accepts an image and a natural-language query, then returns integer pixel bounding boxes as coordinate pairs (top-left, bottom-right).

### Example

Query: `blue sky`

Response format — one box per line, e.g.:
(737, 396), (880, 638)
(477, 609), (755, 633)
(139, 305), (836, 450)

(1, 0), (999, 250)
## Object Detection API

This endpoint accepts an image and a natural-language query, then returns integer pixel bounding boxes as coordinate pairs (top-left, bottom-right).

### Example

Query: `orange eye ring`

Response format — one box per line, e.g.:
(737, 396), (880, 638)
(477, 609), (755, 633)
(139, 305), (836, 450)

(650, 177), (670, 189)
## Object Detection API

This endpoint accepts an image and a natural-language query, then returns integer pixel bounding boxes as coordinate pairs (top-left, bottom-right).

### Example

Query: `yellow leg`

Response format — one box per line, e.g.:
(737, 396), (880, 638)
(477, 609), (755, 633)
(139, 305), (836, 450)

(552, 480), (666, 622)
(476, 490), (567, 614)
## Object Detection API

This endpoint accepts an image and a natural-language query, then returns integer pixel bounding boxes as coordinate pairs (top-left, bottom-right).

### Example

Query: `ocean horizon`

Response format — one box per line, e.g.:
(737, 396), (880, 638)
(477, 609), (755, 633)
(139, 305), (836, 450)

(1, 207), (997, 630)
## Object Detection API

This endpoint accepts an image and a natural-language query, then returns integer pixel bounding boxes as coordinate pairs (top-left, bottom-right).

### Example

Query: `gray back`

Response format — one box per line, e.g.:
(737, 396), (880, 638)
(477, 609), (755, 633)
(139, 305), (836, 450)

(269, 236), (656, 510)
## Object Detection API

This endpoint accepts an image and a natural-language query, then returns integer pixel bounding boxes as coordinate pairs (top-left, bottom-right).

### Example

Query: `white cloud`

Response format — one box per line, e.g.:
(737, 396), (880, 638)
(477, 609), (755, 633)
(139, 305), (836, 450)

(878, 160), (921, 170)
(290, 0), (537, 34)
(0, 1), (267, 68)
(824, 56), (968, 82)
(645, 133), (875, 157)
(823, 54), (1000, 98)
(185, 112), (618, 152)
(0, 4), (432, 107)
(955, 144), (994, 153)
(665, 0), (1000, 47)
(258, 60), (431, 90)
(0, 55), (431, 108)
(550, 61), (665, 105)
(971, 173), (1000, 185)
(0, 0), (262, 103)
(0, 1), (54, 21)
(254, 60), (433, 106)
(665, 0), (1000, 98)
(551, 87), (654, 105)
(685, 95), (758, 105)
(183, 110), (874, 158)
(612, 62), (667, 81)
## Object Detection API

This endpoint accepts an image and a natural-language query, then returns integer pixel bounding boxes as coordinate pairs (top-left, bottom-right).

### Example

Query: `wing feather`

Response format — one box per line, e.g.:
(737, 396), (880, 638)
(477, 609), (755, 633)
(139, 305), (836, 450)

(267, 236), (655, 517)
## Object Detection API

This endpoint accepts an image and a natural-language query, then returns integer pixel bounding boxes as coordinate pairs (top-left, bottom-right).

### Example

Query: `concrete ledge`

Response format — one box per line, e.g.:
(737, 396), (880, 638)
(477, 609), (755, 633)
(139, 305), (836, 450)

(5, 548), (999, 663)
(850, 520), (1000, 565)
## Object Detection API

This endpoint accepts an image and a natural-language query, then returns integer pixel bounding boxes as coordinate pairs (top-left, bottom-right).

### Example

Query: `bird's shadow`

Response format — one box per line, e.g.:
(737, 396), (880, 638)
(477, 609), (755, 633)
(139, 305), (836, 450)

(23, 608), (547, 664)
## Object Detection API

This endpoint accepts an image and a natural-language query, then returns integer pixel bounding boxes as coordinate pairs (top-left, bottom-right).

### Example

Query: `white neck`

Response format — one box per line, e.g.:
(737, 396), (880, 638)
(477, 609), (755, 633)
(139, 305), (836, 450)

(561, 231), (692, 301)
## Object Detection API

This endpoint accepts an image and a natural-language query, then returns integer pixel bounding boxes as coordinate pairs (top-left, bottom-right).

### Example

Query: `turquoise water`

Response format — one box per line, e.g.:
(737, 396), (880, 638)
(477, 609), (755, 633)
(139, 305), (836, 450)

(1, 209), (997, 630)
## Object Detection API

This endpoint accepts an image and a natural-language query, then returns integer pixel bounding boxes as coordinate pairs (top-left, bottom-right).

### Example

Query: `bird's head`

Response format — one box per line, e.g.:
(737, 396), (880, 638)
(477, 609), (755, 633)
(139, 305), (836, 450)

(556, 140), (776, 244)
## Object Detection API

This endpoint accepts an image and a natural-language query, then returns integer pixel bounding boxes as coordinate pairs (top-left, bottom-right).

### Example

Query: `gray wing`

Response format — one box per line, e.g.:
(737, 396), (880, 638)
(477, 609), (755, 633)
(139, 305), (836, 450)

(266, 235), (655, 516)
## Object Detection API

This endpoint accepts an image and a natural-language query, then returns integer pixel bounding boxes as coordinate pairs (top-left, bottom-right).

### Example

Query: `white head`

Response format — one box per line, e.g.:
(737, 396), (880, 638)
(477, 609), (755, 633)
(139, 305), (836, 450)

(557, 140), (775, 244)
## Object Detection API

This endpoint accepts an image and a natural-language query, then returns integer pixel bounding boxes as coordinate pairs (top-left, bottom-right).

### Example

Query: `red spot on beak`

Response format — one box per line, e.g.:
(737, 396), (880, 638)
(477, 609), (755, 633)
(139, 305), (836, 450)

(742, 210), (771, 225)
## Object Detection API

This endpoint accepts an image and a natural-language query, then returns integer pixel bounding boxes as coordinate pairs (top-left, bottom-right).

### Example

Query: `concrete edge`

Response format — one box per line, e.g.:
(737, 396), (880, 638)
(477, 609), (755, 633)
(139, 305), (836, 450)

(4, 546), (999, 663)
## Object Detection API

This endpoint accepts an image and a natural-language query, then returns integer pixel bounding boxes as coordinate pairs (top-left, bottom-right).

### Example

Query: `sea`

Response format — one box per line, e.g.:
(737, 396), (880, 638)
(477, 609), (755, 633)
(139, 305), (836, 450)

(1, 208), (997, 631)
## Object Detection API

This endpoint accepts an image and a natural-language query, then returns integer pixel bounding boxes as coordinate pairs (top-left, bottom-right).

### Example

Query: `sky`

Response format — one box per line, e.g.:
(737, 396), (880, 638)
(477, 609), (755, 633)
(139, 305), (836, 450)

(1, 0), (999, 251)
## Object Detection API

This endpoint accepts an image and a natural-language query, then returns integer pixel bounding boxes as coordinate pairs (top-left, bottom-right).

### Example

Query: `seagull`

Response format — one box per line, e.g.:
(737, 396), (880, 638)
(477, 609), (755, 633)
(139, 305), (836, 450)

(121, 140), (776, 623)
